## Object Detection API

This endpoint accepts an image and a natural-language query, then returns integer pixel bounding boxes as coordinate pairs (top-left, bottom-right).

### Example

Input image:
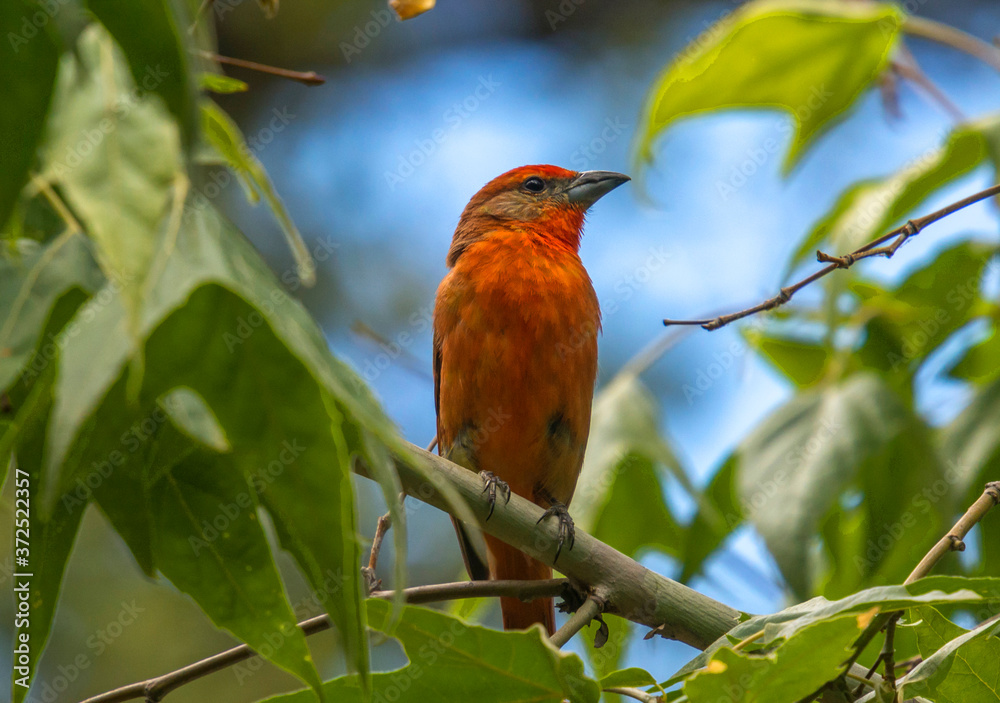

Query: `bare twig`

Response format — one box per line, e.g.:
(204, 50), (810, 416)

(197, 51), (326, 85)
(891, 56), (965, 123)
(904, 16), (1000, 74)
(362, 508), (394, 592)
(78, 579), (573, 703)
(550, 595), (605, 648)
(604, 686), (662, 702)
(845, 481), (1000, 693)
(663, 184), (1000, 330)
(906, 481), (1000, 584)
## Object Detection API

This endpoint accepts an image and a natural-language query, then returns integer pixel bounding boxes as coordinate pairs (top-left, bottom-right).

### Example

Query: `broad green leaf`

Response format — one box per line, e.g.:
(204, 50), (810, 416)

(636, 0), (901, 172)
(744, 331), (831, 387)
(939, 377), (1000, 501)
(85, 0), (198, 146)
(788, 124), (995, 271)
(41, 200), (404, 685)
(680, 457), (741, 583)
(7, 316), (88, 703)
(0, 234), (103, 393)
(599, 667), (659, 690)
(200, 72), (249, 94)
(855, 242), (997, 376)
(735, 373), (907, 597)
(683, 614), (863, 702)
(913, 605), (967, 658)
(38, 24), (183, 345)
(574, 373), (683, 560)
(901, 609), (1000, 702)
(672, 577), (1000, 683)
(200, 100), (316, 287)
(948, 328), (1000, 385)
(149, 449), (323, 696)
(261, 599), (601, 703)
(0, 0), (61, 230)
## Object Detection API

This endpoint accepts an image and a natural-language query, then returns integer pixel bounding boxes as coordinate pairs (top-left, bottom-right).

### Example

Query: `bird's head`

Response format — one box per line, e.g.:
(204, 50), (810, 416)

(448, 165), (629, 266)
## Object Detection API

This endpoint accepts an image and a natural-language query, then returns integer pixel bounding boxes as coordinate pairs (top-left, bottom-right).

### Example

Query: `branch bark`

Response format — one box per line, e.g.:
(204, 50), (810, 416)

(359, 444), (744, 649)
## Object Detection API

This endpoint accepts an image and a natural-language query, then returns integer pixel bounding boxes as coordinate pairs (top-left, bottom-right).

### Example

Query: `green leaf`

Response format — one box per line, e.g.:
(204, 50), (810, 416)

(735, 373), (908, 597)
(574, 373), (683, 559)
(855, 242), (997, 376)
(0, 0), (61, 230)
(200, 72), (249, 94)
(0, 234), (103, 393)
(84, 0), (198, 147)
(745, 330), (831, 387)
(672, 577), (1000, 683)
(788, 124), (994, 271)
(38, 24), (184, 346)
(680, 457), (741, 583)
(40, 200), (404, 685)
(948, 328), (1000, 385)
(901, 609), (1000, 702)
(635, 0), (901, 172)
(261, 599), (601, 703)
(682, 614), (864, 702)
(200, 100), (316, 287)
(599, 667), (659, 690)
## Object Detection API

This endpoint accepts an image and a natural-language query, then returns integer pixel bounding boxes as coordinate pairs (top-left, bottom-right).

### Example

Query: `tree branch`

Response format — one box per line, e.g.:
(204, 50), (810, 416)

(550, 595), (604, 648)
(663, 184), (1000, 330)
(197, 51), (326, 85)
(78, 579), (575, 703)
(903, 16), (1000, 74)
(360, 444), (744, 648)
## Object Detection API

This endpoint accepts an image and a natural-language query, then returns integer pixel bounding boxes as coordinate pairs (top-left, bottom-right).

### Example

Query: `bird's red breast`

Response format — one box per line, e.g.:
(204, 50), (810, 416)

(432, 164), (629, 633)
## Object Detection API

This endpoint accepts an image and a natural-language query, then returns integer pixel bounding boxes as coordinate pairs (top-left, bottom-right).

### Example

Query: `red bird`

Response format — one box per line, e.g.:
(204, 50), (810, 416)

(433, 165), (629, 633)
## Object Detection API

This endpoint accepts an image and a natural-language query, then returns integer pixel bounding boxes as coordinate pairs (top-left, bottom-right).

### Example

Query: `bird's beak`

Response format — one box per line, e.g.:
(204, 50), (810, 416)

(565, 170), (631, 206)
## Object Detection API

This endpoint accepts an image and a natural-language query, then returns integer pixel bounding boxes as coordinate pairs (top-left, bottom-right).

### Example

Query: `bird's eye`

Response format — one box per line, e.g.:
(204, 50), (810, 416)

(523, 177), (545, 193)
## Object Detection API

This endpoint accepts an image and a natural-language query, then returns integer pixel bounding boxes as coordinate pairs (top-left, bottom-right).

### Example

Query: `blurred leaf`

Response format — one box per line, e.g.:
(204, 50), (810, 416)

(200, 100), (315, 287)
(574, 373), (683, 558)
(744, 331), (831, 387)
(263, 599), (601, 703)
(38, 24), (183, 345)
(0, 235), (103, 393)
(856, 242), (997, 376)
(40, 200), (405, 685)
(682, 614), (863, 702)
(901, 609), (1000, 702)
(789, 123), (996, 271)
(599, 667), (658, 691)
(147, 449), (323, 696)
(636, 0), (901, 172)
(199, 72), (249, 94)
(673, 576), (1000, 683)
(0, 0), (61, 230)
(948, 327), (1000, 385)
(85, 0), (198, 147)
(159, 385), (231, 452)
(736, 373), (908, 597)
(680, 457), (741, 583)
(390, 0), (435, 21)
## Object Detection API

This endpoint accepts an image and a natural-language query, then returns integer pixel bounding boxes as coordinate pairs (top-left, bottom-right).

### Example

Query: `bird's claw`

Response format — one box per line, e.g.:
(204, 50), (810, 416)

(537, 502), (575, 562)
(479, 471), (510, 520)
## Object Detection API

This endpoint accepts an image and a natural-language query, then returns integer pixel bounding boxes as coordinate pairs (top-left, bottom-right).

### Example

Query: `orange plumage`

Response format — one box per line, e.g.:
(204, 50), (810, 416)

(433, 164), (629, 633)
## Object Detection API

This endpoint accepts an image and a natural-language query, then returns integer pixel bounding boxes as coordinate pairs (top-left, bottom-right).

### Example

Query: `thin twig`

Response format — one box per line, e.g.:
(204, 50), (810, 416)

(79, 579), (571, 703)
(881, 614), (898, 690)
(906, 481), (1000, 584)
(663, 184), (1000, 330)
(362, 508), (394, 592)
(844, 481), (1000, 693)
(603, 687), (662, 702)
(550, 595), (604, 648)
(197, 51), (325, 85)
(891, 56), (965, 123)
(904, 15), (1000, 73)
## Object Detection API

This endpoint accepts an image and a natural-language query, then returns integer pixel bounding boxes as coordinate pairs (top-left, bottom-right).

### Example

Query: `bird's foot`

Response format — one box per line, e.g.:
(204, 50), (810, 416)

(537, 502), (575, 562)
(479, 471), (511, 520)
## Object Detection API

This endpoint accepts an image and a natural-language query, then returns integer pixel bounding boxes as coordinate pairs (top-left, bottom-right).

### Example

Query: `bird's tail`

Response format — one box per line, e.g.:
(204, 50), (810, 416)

(485, 533), (555, 634)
